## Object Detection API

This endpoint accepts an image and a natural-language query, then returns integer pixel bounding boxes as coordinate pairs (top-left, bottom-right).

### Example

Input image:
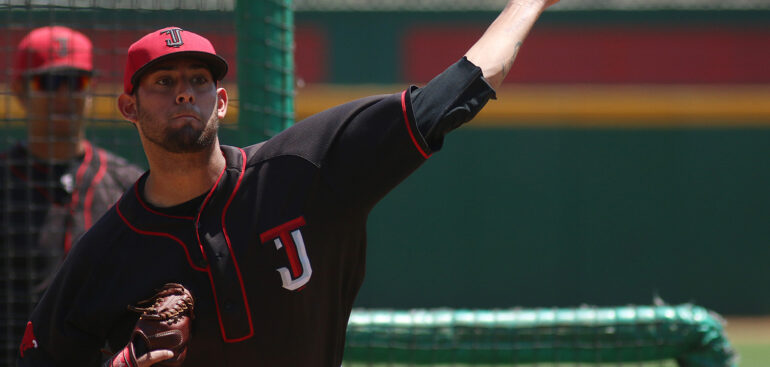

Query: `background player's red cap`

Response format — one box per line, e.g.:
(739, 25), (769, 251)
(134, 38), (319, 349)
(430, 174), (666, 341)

(124, 26), (228, 94)
(13, 26), (93, 81)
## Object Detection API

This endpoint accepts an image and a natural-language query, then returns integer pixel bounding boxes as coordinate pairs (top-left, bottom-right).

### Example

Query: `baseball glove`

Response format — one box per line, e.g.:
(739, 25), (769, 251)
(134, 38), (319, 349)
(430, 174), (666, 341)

(104, 283), (195, 367)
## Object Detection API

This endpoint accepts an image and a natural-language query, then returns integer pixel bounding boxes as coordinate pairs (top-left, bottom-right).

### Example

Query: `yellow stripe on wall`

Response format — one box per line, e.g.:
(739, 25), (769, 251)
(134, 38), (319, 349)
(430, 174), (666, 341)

(296, 84), (770, 127)
(3, 84), (770, 128)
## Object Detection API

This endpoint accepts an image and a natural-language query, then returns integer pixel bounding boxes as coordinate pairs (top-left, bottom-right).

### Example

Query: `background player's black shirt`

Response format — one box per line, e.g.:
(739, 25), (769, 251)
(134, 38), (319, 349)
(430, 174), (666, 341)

(0, 142), (142, 367)
(18, 58), (494, 367)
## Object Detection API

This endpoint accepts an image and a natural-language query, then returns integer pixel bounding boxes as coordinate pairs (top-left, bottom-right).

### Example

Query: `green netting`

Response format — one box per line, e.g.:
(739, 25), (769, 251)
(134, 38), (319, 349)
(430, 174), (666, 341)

(234, 0), (294, 143)
(344, 305), (737, 366)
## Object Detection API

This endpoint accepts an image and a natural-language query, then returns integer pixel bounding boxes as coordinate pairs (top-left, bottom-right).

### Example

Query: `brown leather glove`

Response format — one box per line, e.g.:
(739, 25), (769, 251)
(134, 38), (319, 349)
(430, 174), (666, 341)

(104, 283), (195, 367)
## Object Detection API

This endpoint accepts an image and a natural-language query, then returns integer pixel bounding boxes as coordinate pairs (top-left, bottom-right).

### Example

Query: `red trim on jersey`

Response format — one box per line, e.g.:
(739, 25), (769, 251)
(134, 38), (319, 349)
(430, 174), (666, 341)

(218, 147), (255, 342)
(115, 196), (207, 272)
(65, 141), (94, 252)
(83, 147), (108, 227)
(132, 184), (195, 220)
(194, 154), (248, 343)
(201, 271), (228, 342)
(401, 90), (431, 159)
(70, 141), (93, 214)
(63, 231), (73, 253)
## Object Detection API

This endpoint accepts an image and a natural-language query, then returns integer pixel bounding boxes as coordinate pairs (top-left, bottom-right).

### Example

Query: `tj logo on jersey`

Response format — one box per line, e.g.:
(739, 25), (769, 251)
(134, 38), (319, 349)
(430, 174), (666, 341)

(160, 28), (184, 48)
(259, 216), (312, 291)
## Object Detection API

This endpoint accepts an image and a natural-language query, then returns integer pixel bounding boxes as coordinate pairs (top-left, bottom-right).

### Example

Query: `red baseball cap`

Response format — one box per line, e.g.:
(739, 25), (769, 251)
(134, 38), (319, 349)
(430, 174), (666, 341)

(124, 26), (228, 94)
(13, 26), (93, 80)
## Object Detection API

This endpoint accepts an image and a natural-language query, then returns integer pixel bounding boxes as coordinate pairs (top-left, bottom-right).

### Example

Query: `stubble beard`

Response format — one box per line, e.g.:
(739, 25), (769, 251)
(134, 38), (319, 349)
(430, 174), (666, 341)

(136, 101), (219, 154)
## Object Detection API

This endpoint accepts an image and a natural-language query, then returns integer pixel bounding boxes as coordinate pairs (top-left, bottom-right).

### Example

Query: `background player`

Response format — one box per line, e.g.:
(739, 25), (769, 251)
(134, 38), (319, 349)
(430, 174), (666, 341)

(18, 0), (560, 366)
(0, 26), (143, 367)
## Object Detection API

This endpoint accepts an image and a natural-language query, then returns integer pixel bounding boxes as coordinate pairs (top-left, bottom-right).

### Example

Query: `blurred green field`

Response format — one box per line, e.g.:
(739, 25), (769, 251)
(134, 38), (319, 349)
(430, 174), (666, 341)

(724, 317), (770, 367)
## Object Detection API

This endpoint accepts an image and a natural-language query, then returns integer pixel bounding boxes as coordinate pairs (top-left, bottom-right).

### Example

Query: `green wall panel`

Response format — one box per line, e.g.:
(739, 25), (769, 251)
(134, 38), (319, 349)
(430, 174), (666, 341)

(357, 127), (770, 315)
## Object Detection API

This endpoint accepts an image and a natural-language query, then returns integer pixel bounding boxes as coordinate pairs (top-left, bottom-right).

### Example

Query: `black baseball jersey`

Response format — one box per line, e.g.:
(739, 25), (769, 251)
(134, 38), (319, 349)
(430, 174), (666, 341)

(0, 141), (142, 367)
(17, 58), (494, 366)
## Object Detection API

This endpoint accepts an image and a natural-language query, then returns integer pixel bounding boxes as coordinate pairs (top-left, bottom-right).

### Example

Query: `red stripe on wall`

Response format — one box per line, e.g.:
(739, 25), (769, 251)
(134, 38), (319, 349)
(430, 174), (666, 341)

(6, 23), (768, 85)
(295, 25), (329, 84)
(403, 25), (770, 84)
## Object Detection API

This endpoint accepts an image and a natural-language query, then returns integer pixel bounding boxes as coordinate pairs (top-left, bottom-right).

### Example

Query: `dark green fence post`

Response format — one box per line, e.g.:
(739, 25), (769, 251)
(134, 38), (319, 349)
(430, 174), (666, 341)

(234, 0), (294, 145)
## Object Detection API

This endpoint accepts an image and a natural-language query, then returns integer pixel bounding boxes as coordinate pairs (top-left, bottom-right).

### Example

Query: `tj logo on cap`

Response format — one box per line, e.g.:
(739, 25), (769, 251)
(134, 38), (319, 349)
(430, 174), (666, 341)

(54, 37), (69, 57)
(160, 28), (184, 48)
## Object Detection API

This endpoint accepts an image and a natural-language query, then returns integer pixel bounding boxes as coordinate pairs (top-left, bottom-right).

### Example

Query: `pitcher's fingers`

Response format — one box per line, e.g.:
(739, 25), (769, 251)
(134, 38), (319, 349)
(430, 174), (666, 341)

(136, 349), (174, 367)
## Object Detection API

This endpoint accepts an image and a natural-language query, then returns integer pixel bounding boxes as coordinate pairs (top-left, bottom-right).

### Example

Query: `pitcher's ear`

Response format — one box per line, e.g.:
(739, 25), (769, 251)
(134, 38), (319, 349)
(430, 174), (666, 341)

(216, 87), (228, 120)
(117, 93), (138, 124)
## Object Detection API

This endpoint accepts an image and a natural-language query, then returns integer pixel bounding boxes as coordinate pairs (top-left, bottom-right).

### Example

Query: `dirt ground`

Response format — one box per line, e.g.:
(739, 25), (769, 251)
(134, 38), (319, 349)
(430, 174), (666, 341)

(724, 316), (770, 344)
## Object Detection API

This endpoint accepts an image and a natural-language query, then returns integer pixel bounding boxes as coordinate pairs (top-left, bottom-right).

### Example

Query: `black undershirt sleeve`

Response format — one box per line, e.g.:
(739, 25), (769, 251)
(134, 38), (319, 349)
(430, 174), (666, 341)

(410, 57), (497, 151)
